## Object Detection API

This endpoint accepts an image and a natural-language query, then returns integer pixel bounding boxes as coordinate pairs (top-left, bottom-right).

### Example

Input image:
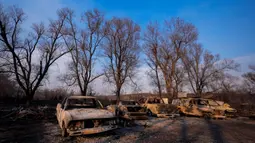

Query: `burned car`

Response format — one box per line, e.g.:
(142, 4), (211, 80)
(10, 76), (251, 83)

(56, 96), (117, 137)
(211, 100), (237, 117)
(176, 97), (236, 119)
(108, 100), (148, 120)
(107, 100), (148, 126)
(139, 97), (177, 118)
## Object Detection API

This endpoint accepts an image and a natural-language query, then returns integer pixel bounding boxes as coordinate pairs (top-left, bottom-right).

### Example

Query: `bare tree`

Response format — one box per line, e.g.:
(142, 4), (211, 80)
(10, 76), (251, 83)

(182, 44), (239, 96)
(143, 22), (163, 97)
(242, 65), (255, 94)
(0, 4), (70, 105)
(0, 71), (17, 98)
(208, 72), (239, 93)
(103, 18), (140, 102)
(60, 8), (105, 96)
(158, 17), (198, 98)
(172, 66), (186, 96)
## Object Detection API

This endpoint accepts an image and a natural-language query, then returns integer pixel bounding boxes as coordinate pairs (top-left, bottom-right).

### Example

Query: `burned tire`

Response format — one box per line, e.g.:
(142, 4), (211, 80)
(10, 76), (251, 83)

(115, 108), (120, 116)
(119, 118), (127, 127)
(147, 110), (153, 117)
(62, 123), (68, 137)
(203, 112), (212, 120)
(178, 110), (185, 117)
(123, 119), (127, 127)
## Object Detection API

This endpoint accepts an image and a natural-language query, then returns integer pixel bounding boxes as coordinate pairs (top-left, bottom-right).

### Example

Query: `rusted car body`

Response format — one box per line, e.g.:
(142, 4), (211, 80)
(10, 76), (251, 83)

(107, 100), (148, 121)
(56, 96), (117, 137)
(139, 97), (177, 118)
(211, 100), (237, 117)
(176, 97), (237, 119)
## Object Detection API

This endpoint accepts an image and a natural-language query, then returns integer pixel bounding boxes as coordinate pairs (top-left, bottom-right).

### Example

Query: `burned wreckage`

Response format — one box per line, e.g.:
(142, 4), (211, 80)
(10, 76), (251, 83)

(173, 97), (237, 119)
(139, 97), (177, 118)
(55, 95), (236, 137)
(56, 96), (118, 137)
(107, 100), (148, 126)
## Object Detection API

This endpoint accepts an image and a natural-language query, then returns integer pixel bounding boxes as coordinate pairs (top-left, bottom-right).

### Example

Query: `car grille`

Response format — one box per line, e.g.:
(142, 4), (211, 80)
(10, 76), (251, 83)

(69, 118), (116, 131)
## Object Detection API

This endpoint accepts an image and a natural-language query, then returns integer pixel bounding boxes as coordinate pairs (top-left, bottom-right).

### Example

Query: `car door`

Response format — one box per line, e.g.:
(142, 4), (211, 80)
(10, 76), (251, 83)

(185, 99), (194, 114)
(56, 97), (67, 124)
(195, 99), (210, 116)
(184, 99), (199, 116)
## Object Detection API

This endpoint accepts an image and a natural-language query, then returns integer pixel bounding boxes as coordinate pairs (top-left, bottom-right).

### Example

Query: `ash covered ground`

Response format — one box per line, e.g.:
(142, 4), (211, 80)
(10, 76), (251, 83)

(1, 113), (255, 143)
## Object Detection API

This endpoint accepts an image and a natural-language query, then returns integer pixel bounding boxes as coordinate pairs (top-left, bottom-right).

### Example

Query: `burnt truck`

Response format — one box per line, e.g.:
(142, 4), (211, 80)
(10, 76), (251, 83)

(107, 100), (148, 126)
(138, 96), (177, 118)
(56, 96), (118, 137)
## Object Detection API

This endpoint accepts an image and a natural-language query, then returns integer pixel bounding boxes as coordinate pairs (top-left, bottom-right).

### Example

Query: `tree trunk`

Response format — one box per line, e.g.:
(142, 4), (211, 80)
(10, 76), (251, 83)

(25, 92), (34, 107)
(155, 67), (162, 98)
(196, 87), (202, 97)
(157, 81), (162, 98)
(116, 87), (121, 104)
(81, 90), (86, 96)
(173, 86), (178, 99)
(81, 83), (88, 96)
(165, 79), (172, 97)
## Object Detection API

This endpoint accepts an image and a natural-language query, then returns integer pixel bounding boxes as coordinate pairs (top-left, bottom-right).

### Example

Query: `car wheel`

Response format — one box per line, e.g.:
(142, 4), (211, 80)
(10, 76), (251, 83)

(123, 119), (127, 127)
(147, 110), (153, 117)
(203, 112), (212, 120)
(62, 123), (68, 137)
(179, 111), (185, 117)
(115, 108), (120, 116)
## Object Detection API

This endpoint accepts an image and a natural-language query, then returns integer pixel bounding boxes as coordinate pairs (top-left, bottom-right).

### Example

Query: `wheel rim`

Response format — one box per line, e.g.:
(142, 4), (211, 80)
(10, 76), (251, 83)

(204, 113), (211, 119)
(147, 110), (152, 116)
(123, 120), (127, 127)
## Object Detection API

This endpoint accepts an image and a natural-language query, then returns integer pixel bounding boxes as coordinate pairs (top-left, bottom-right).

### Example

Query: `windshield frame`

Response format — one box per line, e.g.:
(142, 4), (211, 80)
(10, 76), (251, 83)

(64, 98), (104, 109)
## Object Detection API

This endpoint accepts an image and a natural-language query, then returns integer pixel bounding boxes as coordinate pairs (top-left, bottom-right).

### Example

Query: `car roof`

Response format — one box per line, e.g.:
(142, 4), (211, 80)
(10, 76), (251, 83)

(67, 96), (96, 99)
(120, 100), (136, 102)
(147, 96), (162, 99)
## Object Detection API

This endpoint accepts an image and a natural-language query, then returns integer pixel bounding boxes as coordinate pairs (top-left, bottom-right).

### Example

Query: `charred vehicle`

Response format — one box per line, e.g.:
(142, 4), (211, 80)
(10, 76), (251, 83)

(108, 100), (148, 120)
(176, 98), (237, 119)
(56, 96), (117, 137)
(213, 100), (237, 117)
(139, 97), (177, 118)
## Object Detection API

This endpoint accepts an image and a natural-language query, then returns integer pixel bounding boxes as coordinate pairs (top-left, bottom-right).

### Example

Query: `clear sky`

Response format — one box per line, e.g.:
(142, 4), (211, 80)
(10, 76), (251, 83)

(1, 0), (255, 93)
(2, 0), (255, 59)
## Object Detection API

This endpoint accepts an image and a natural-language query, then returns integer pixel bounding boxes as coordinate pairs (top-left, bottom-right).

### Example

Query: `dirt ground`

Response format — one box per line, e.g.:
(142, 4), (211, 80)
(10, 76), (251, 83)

(0, 116), (255, 143)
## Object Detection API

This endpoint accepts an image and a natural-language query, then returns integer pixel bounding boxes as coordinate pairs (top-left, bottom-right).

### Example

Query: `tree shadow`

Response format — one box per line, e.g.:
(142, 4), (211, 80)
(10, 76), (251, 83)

(134, 118), (176, 142)
(100, 125), (145, 143)
(180, 118), (188, 142)
(0, 120), (45, 143)
(179, 118), (198, 143)
(206, 119), (225, 143)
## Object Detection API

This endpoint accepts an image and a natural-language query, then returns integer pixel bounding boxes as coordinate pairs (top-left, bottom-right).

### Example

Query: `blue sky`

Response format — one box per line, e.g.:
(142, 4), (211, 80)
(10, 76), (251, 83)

(2, 0), (255, 59)
(1, 0), (255, 93)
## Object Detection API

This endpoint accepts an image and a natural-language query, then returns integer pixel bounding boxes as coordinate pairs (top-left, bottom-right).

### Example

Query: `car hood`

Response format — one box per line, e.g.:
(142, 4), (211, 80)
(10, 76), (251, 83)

(212, 106), (237, 112)
(146, 103), (177, 114)
(198, 107), (214, 112)
(124, 105), (142, 108)
(146, 103), (172, 108)
(66, 108), (115, 120)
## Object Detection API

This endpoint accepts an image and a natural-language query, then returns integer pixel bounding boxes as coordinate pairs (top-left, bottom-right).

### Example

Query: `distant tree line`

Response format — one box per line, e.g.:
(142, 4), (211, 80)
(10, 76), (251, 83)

(0, 3), (254, 105)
